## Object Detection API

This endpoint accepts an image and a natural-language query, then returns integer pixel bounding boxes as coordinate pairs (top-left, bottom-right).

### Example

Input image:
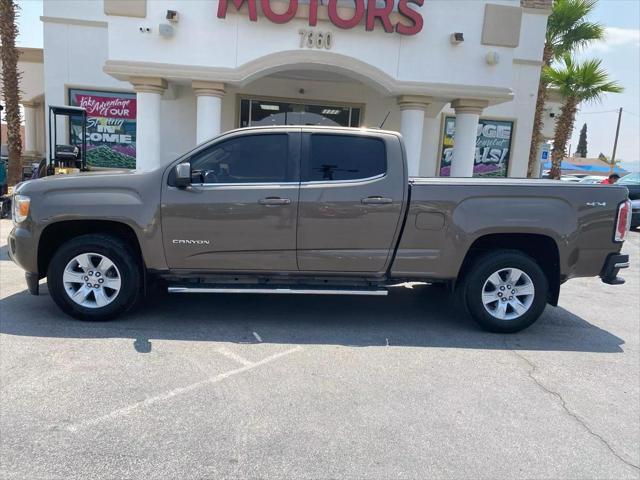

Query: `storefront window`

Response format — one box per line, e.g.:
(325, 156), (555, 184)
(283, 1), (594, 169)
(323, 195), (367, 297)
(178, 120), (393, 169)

(240, 98), (361, 128)
(68, 88), (137, 169)
(439, 116), (514, 177)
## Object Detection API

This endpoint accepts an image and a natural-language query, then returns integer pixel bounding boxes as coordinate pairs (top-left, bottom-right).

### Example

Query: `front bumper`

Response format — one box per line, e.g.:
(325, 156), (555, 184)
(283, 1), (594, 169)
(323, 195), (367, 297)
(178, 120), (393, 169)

(600, 253), (629, 285)
(8, 225), (41, 295)
(7, 225), (38, 274)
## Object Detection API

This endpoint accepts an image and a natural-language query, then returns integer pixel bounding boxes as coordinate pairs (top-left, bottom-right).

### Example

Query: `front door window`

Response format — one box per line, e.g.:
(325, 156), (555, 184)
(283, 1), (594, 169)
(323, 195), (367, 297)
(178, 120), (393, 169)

(240, 98), (361, 128)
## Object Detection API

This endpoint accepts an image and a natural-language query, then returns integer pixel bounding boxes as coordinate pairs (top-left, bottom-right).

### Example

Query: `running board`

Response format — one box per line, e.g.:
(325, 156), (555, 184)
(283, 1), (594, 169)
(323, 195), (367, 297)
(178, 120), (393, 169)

(167, 286), (388, 296)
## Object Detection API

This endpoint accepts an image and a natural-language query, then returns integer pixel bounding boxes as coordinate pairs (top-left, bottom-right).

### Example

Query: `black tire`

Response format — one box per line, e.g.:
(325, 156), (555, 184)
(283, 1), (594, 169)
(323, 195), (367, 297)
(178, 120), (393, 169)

(461, 250), (549, 333)
(47, 234), (141, 321)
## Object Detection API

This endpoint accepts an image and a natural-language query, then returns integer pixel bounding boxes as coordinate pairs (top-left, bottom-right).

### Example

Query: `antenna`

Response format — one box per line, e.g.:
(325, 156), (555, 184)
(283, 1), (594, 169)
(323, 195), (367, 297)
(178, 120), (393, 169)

(379, 111), (390, 129)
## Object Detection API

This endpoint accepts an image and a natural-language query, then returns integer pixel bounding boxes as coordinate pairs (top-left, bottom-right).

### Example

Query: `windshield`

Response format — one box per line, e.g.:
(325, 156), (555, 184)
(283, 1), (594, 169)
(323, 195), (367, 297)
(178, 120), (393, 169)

(618, 173), (640, 185)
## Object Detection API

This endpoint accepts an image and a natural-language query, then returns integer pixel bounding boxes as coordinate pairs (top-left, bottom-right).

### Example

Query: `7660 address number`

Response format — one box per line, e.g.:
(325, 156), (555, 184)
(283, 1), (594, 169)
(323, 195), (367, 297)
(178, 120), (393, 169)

(299, 29), (333, 50)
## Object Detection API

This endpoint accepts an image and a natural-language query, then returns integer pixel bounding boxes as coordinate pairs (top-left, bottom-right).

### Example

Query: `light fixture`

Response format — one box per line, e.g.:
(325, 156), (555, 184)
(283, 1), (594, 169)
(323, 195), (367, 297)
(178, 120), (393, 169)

(485, 51), (500, 65)
(260, 104), (280, 111)
(321, 109), (341, 115)
(159, 24), (174, 38)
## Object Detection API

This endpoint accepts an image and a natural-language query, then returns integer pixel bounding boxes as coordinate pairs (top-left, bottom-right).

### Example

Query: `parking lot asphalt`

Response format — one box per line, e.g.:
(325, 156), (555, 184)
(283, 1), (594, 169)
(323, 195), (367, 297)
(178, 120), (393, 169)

(1, 218), (639, 479)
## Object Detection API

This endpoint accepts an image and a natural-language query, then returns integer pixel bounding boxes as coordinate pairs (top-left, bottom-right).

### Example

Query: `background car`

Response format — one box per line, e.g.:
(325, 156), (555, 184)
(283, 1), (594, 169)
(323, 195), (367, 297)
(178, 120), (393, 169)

(631, 199), (640, 230)
(560, 175), (583, 182)
(579, 176), (606, 184)
(617, 172), (640, 200)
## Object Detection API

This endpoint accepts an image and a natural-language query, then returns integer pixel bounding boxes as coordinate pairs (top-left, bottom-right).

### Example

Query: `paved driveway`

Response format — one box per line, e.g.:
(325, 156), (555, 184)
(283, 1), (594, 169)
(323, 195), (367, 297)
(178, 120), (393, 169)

(1, 219), (639, 479)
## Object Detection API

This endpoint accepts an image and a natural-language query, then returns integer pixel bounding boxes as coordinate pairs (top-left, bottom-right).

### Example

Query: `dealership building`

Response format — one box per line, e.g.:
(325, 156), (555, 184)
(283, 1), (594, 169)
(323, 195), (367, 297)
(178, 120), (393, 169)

(15, 0), (552, 177)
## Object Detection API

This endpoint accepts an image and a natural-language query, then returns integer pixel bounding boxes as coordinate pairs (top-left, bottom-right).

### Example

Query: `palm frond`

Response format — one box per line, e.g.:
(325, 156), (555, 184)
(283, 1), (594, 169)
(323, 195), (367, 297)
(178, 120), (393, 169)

(546, 0), (605, 55)
(544, 54), (624, 105)
(554, 22), (605, 57)
(543, 53), (578, 98)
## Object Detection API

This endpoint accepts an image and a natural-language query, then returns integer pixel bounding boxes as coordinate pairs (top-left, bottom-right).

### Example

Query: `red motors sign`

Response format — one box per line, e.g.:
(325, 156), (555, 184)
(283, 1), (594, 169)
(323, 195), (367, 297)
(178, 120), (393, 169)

(218, 0), (424, 35)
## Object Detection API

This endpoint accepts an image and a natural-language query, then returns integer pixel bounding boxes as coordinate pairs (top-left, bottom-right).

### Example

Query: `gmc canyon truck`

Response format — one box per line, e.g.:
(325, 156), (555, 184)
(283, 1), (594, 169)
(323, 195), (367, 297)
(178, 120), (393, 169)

(8, 126), (632, 332)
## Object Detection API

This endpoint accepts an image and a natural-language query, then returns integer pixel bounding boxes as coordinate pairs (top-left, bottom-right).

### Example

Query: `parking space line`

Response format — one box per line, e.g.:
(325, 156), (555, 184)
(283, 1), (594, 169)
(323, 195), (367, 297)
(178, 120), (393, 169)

(66, 346), (302, 432)
(216, 346), (254, 366)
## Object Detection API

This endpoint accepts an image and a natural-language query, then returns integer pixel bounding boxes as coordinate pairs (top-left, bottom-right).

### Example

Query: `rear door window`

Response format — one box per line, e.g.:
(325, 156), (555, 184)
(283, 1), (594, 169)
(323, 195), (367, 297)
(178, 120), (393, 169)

(305, 134), (386, 182)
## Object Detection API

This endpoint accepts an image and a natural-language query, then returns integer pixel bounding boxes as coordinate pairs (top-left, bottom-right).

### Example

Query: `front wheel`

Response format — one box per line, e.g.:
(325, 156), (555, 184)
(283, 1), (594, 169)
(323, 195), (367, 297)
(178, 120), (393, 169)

(462, 251), (549, 333)
(47, 234), (141, 321)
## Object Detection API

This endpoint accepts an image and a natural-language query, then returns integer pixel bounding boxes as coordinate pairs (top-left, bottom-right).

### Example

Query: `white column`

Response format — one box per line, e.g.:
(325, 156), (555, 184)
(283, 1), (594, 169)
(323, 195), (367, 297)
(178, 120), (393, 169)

(36, 104), (46, 156)
(193, 81), (225, 144)
(420, 116), (440, 176)
(131, 77), (167, 171)
(398, 96), (431, 177)
(22, 101), (38, 156)
(450, 99), (489, 177)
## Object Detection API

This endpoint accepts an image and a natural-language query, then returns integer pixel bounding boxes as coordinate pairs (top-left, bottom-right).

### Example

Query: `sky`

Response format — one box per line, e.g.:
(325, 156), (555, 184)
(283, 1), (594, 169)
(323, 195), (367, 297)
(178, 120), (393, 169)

(570, 0), (640, 172)
(11, 0), (640, 172)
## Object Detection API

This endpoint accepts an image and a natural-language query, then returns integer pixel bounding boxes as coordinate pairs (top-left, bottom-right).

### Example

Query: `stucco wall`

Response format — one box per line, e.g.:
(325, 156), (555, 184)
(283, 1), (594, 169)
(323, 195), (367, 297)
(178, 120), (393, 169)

(45, 0), (546, 91)
(41, 0), (548, 175)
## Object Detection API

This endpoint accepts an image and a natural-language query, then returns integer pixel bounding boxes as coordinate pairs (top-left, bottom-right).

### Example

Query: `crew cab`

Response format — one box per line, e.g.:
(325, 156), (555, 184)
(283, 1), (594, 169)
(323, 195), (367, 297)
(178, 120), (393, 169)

(8, 126), (632, 332)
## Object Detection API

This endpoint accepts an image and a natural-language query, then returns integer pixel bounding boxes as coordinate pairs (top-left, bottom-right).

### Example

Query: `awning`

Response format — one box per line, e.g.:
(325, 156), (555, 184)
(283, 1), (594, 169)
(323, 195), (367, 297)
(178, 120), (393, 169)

(542, 162), (627, 174)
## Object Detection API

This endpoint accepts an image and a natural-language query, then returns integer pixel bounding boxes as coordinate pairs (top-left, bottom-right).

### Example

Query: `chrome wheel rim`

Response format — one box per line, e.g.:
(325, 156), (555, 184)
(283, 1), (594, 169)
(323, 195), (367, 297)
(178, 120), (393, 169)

(481, 268), (535, 321)
(62, 253), (121, 309)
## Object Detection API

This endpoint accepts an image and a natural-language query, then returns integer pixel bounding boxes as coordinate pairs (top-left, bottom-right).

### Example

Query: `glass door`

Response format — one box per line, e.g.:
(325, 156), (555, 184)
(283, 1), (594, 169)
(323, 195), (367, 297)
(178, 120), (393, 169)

(240, 98), (361, 128)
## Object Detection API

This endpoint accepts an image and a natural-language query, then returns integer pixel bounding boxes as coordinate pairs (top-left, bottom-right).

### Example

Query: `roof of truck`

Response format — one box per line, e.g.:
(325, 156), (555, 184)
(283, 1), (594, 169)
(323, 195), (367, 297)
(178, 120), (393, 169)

(222, 125), (402, 137)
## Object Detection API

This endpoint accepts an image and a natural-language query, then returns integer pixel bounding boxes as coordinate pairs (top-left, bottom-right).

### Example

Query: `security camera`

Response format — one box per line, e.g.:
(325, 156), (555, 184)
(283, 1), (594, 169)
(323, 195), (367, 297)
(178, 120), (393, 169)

(166, 10), (178, 22)
(450, 32), (464, 45)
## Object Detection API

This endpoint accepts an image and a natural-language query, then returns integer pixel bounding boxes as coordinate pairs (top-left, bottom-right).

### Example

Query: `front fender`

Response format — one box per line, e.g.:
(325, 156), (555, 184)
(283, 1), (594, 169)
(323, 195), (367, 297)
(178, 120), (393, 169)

(19, 170), (167, 272)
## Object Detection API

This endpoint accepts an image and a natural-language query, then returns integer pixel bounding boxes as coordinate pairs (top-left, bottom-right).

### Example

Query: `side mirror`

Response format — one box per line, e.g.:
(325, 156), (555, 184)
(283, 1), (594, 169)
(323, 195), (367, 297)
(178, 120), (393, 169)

(175, 162), (191, 188)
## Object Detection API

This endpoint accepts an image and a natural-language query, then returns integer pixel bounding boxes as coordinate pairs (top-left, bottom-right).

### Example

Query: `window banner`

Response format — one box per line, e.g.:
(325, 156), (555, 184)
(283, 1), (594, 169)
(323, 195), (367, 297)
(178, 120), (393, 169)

(439, 116), (513, 177)
(69, 89), (137, 169)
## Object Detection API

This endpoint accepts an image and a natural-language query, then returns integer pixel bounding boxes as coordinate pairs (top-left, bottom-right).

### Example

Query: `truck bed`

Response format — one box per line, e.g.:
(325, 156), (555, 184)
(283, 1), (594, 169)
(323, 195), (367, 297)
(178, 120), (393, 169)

(392, 179), (628, 281)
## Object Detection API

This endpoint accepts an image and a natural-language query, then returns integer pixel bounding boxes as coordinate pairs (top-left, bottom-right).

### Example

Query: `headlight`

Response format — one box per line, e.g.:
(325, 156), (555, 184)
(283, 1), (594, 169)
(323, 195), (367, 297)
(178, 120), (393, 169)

(12, 195), (30, 223)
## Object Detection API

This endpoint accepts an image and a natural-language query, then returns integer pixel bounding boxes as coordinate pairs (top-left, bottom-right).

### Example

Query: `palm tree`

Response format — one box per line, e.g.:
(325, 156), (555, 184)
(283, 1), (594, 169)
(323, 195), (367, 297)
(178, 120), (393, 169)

(0, 0), (22, 186)
(526, 0), (604, 177)
(598, 154), (621, 174)
(544, 55), (623, 179)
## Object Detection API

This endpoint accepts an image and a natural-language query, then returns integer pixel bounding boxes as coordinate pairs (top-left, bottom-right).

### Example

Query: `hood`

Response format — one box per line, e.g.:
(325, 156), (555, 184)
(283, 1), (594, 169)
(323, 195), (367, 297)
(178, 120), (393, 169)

(15, 168), (161, 196)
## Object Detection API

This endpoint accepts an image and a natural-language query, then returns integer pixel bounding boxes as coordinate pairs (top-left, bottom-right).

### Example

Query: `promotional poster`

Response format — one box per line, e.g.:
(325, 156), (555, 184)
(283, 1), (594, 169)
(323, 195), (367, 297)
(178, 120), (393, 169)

(439, 116), (513, 177)
(69, 89), (137, 169)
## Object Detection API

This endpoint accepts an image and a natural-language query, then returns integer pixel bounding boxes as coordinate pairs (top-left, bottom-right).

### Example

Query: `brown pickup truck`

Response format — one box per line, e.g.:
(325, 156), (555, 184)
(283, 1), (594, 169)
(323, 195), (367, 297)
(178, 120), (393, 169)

(8, 126), (632, 332)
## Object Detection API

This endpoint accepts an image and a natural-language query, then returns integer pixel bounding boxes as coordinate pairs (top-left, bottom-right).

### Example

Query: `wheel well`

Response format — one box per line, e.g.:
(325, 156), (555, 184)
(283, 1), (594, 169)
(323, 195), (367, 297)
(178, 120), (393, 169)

(458, 233), (561, 305)
(38, 220), (143, 277)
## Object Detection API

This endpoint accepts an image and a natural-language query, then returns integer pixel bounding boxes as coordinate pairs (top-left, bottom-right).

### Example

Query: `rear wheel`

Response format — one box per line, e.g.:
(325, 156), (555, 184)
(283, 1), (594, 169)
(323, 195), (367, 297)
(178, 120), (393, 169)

(47, 234), (141, 321)
(462, 251), (548, 333)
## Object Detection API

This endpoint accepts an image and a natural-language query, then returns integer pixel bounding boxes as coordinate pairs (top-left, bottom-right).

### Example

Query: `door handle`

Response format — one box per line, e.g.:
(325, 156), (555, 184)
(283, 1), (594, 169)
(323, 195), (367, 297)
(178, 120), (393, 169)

(259, 197), (291, 206)
(361, 196), (393, 205)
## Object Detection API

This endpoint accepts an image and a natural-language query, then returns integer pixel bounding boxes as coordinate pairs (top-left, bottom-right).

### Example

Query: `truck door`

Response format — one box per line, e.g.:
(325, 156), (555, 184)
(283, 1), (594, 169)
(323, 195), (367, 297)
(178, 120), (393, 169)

(297, 131), (406, 273)
(161, 131), (300, 271)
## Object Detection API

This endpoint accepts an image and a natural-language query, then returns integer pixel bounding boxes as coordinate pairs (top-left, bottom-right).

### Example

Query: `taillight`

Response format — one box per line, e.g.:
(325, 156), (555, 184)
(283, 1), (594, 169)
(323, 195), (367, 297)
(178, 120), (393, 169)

(614, 200), (631, 242)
